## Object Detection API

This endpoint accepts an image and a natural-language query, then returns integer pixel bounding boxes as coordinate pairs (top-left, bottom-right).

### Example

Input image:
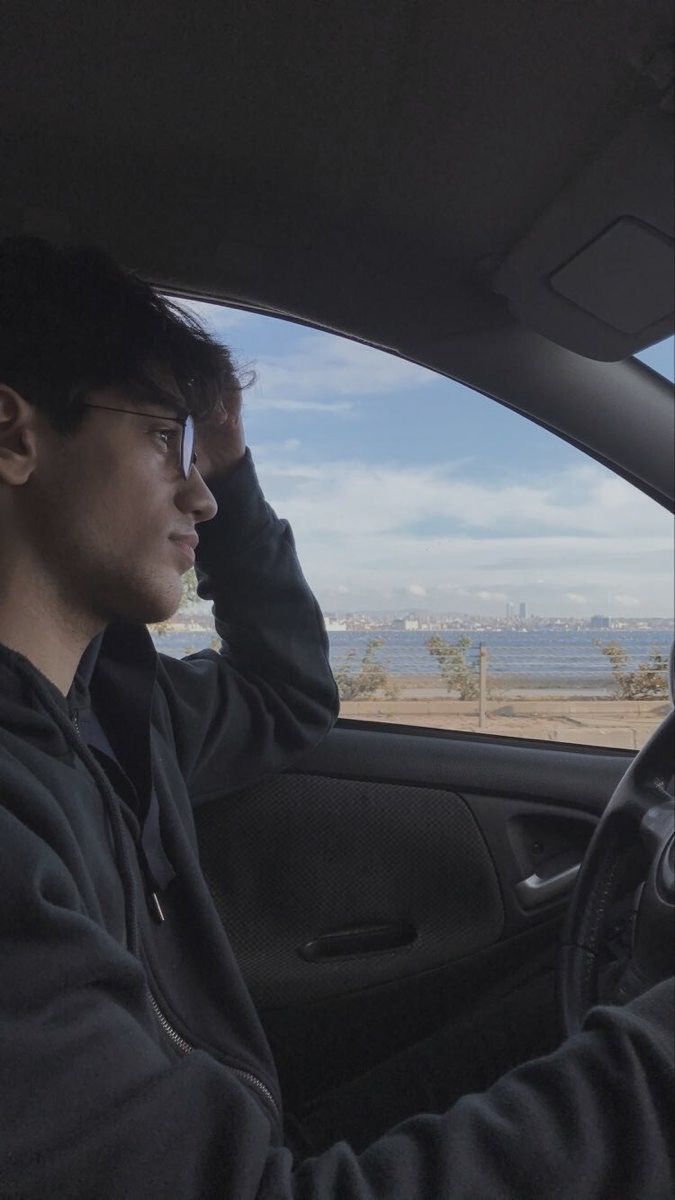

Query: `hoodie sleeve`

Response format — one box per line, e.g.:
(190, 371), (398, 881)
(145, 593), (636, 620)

(1, 804), (672, 1200)
(154, 450), (339, 804)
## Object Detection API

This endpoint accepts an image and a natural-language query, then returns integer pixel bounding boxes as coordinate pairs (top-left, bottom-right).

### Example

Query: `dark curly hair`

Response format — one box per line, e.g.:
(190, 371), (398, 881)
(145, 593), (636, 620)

(0, 237), (241, 433)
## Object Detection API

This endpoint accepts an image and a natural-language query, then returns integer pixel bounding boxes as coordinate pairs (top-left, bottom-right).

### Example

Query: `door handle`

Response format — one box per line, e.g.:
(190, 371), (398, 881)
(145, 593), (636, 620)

(516, 862), (580, 910)
(298, 922), (417, 961)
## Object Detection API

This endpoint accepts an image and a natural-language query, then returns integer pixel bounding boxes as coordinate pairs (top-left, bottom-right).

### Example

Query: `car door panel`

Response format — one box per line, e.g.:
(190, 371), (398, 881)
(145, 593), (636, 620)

(198, 771), (505, 1008)
(196, 723), (633, 1105)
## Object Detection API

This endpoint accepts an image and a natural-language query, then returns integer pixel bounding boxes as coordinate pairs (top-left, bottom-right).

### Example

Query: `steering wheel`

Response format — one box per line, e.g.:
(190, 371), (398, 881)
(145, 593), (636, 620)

(559, 646), (675, 1036)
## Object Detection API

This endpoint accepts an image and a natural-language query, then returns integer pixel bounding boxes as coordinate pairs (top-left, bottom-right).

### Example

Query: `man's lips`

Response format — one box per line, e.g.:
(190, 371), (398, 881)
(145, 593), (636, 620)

(170, 533), (199, 564)
(170, 532), (199, 551)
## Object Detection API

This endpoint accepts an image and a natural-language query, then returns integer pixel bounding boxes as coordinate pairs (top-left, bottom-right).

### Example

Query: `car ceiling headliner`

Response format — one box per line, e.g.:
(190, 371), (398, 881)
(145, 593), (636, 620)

(1, 1), (674, 505)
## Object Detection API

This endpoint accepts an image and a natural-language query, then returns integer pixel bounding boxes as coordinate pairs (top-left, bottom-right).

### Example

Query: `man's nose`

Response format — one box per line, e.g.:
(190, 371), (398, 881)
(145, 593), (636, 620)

(179, 469), (218, 523)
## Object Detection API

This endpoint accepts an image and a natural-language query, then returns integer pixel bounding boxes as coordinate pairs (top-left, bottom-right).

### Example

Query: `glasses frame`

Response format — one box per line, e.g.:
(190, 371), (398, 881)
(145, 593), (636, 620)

(80, 402), (196, 479)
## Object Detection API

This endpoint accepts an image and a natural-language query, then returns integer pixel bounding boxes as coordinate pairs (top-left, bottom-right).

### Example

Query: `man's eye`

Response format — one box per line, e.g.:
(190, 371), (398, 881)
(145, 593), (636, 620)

(155, 428), (179, 448)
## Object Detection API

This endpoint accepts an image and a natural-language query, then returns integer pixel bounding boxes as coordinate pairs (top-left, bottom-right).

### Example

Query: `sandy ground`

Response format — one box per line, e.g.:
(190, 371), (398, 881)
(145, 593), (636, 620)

(339, 690), (671, 750)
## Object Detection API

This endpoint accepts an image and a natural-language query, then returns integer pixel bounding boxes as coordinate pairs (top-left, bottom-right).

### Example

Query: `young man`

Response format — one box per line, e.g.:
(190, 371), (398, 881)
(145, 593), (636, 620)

(0, 238), (673, 1199)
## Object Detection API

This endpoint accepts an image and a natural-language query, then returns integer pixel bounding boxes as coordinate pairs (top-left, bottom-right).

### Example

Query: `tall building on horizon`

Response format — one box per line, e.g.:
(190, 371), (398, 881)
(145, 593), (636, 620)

(519, 601), (527, 620)
(590, 614), (610, 629)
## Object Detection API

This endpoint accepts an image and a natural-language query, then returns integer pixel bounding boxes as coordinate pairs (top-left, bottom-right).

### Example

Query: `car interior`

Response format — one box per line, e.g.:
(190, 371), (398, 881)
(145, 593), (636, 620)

(2, 0), (673, 1133)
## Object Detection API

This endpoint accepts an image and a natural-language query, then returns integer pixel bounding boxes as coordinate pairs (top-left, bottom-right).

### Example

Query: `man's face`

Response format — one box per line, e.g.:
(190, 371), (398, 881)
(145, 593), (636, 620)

(20, 383), (218, 628)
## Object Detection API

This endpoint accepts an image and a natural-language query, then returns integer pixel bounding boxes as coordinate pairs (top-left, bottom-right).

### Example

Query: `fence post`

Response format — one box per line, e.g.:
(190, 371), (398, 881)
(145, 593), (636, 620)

(479, 643), (487, 728)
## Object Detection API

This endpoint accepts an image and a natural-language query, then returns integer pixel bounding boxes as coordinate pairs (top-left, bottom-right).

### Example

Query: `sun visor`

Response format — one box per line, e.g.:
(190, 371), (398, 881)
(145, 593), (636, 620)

(493, 103), (674, 361)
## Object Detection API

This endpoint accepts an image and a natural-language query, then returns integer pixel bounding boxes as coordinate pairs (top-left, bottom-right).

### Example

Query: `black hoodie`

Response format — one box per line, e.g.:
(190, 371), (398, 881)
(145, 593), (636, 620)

(1, 453), (673, 1199)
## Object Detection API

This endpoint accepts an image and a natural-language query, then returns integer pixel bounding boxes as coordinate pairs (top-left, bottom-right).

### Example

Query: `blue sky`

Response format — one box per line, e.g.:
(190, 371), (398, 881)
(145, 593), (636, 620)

(177, 296), (674, 619)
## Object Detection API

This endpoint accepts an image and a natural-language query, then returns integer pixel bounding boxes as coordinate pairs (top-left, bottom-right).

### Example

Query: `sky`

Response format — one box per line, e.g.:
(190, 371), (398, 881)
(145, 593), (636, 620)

(176, 295), (674, 619)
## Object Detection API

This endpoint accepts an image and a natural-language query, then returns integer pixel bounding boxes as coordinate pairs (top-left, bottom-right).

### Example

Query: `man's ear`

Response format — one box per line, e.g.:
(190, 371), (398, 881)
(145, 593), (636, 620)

(0, 385), (40, 485)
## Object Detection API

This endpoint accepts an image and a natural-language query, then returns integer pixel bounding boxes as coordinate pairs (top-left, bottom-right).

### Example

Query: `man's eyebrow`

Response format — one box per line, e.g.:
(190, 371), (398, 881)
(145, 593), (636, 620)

(148, 402), (185, 417)
(140, 388), (189, 418)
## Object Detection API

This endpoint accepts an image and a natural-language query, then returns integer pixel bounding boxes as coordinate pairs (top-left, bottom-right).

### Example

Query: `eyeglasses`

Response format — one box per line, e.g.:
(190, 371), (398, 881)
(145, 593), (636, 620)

(81, 403), (196, 479)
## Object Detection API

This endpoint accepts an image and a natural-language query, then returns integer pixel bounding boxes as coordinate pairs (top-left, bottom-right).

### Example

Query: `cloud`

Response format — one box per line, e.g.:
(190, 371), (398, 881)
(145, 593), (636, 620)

(174, 300), (440, 415)
(246, 396), (353, 414)
(250, 451), (674, 614)
(612, 594), (641, 608)
(408, 584), (427, 597)
(245, 436), (305, 456)
(254, 456), (667, 541)
(249, 332), (435, 405)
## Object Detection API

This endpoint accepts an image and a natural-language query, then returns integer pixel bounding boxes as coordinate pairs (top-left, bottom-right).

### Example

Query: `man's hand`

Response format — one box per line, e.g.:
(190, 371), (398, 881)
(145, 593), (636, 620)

(195, 387), (246, 482)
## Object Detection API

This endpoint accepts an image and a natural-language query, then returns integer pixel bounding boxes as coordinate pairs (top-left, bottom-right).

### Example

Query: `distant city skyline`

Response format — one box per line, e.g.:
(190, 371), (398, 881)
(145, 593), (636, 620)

(187, 595), (671, 628)
(318, 609), (672, 625)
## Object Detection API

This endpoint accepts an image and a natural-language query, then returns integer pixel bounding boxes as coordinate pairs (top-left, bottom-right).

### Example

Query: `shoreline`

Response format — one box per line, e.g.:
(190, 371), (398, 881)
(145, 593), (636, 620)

(341, 672), (626, 700)
(337, 696), (671, 750)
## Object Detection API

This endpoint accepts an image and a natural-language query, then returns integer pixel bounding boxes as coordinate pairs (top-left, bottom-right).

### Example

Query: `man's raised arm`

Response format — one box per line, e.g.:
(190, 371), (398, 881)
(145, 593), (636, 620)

(155, 393), (338, 803)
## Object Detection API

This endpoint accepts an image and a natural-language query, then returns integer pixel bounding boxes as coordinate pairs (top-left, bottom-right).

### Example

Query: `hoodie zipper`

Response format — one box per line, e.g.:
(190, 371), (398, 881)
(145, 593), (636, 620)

(70, 706), (165, 922)
(147, 989), (280, 1122)
(67, 706), (279, 1125)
